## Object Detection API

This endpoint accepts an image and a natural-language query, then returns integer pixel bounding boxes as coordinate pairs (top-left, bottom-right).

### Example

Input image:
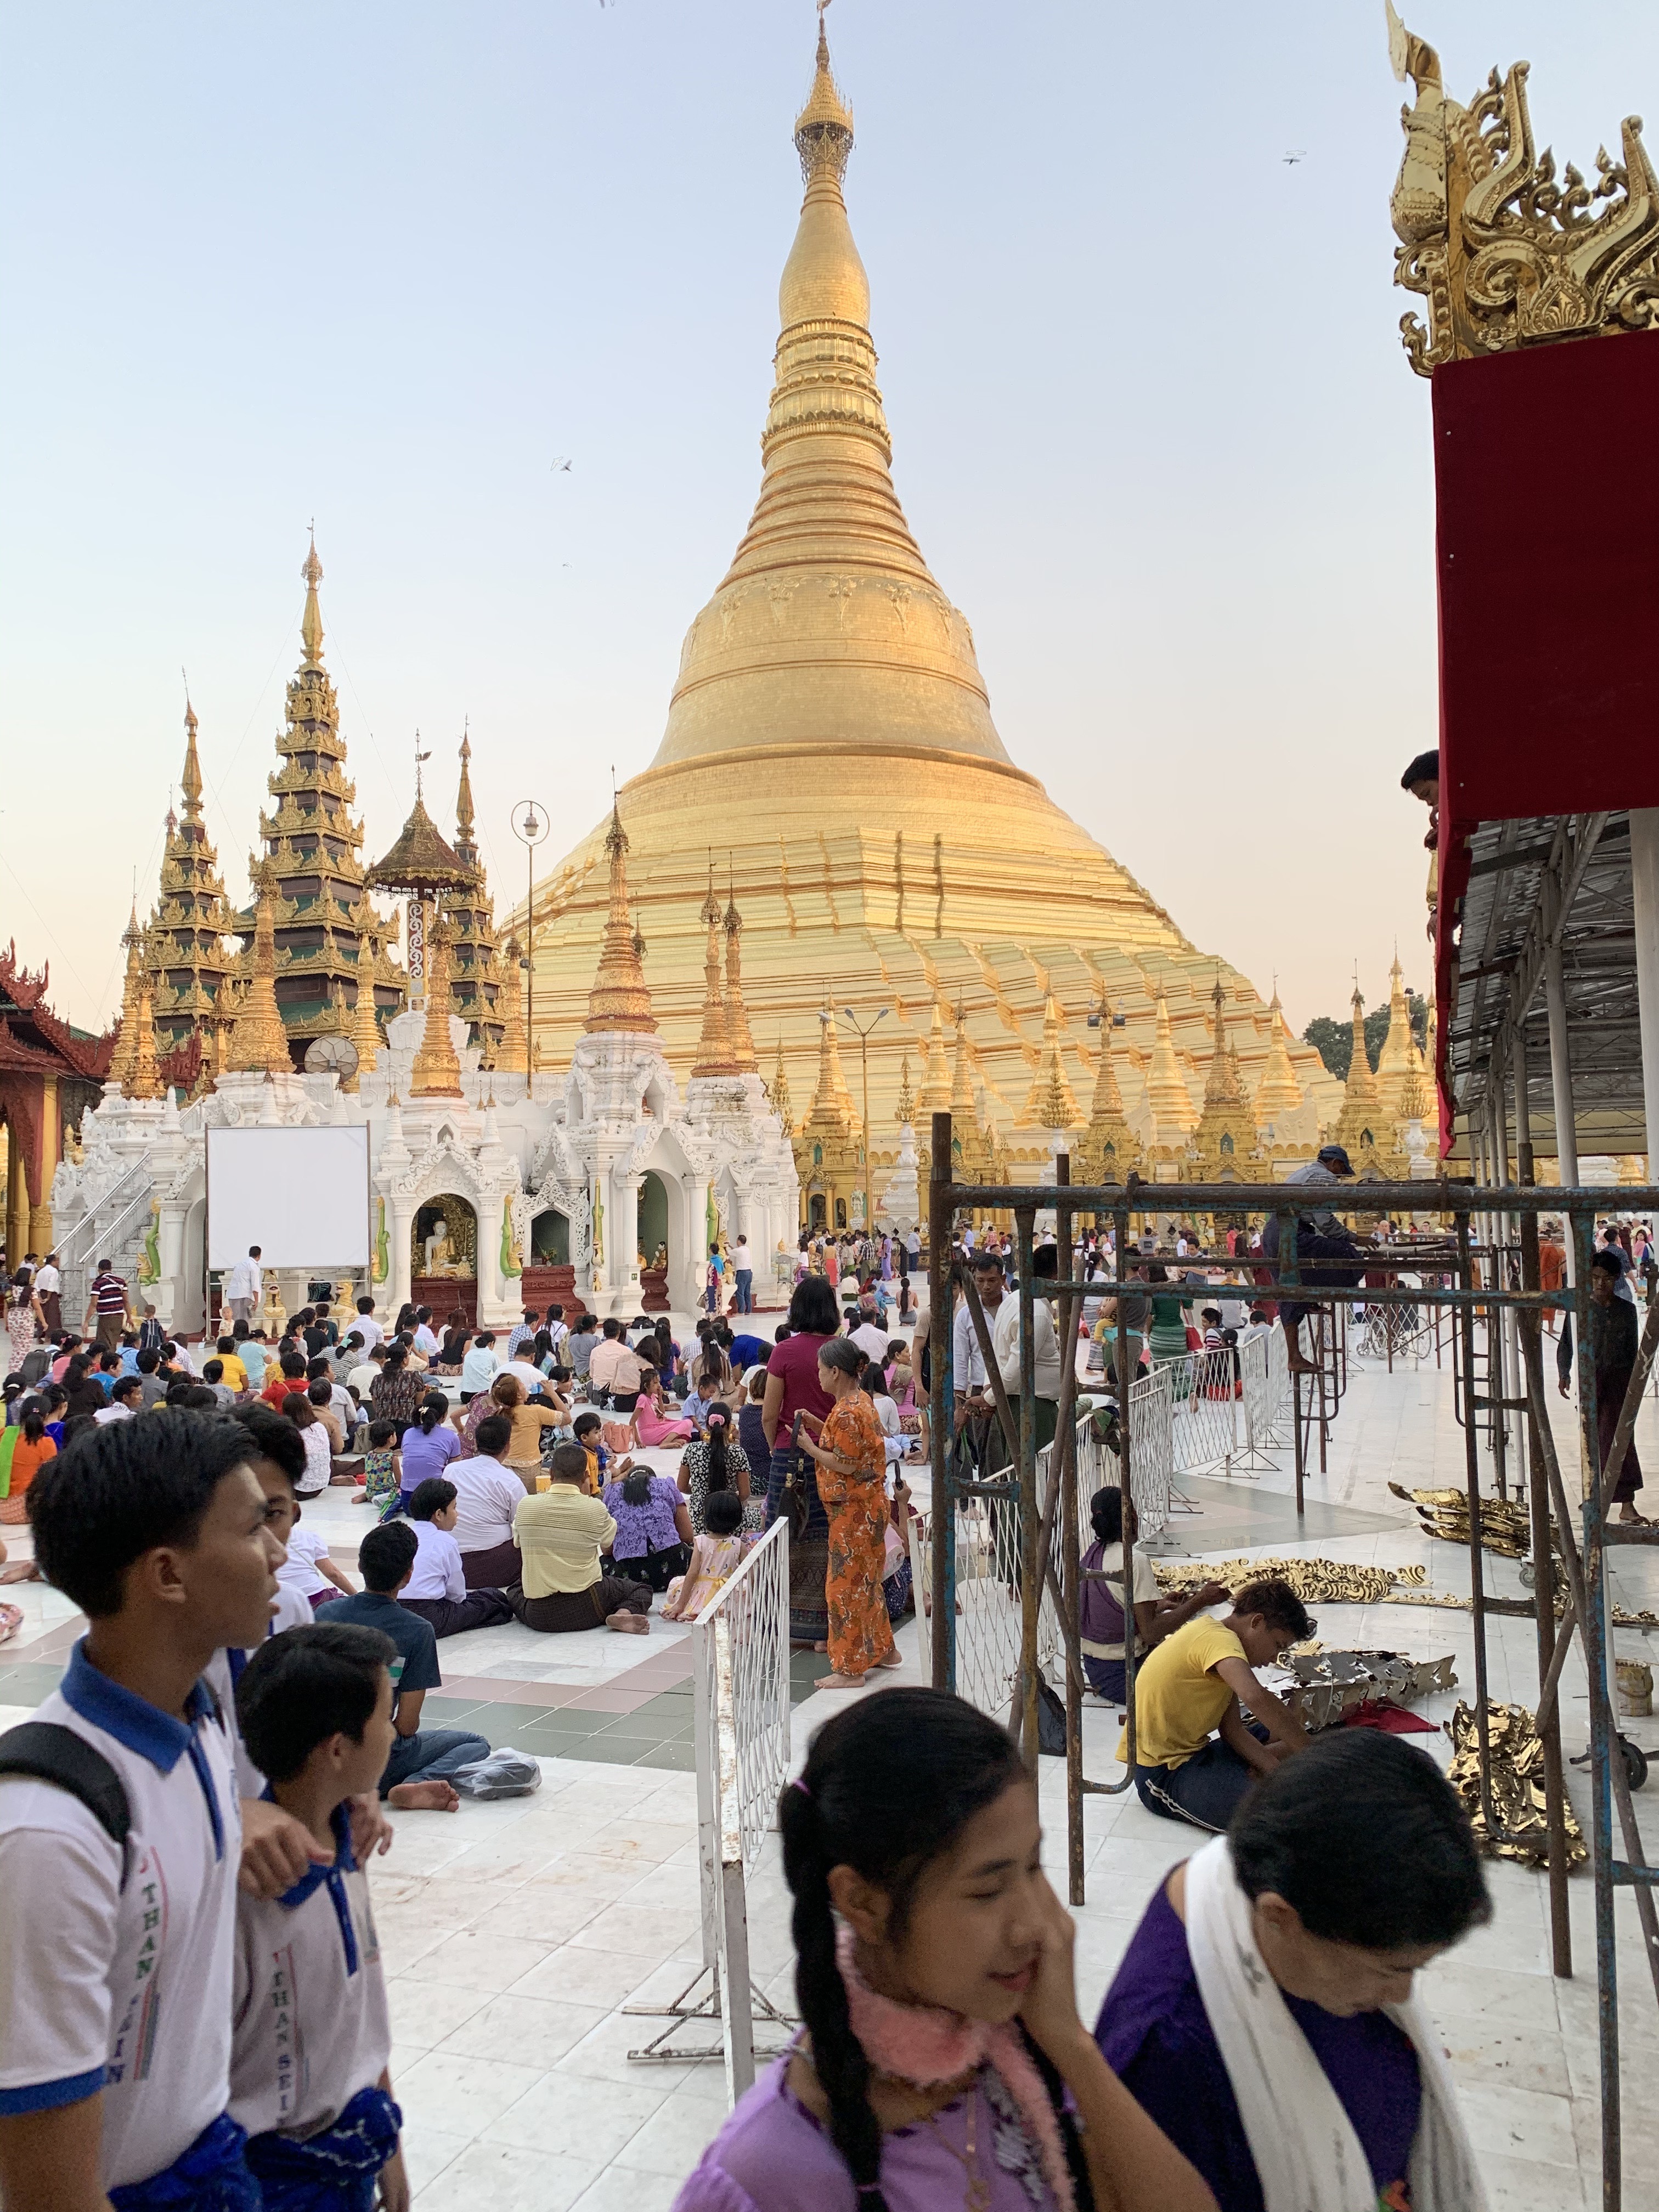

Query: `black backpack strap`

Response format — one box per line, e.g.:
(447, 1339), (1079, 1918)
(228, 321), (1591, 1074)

(0, 1723), (133, 1884)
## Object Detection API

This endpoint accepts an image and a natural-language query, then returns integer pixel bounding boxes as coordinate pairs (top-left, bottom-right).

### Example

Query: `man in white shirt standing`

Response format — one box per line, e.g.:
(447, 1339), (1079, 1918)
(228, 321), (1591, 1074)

(34, 1250), (62, 1334)
(0, 1412), (284, 2207)
(224, 1245), (263, 1327)
(992, 1243), (1066, 1452)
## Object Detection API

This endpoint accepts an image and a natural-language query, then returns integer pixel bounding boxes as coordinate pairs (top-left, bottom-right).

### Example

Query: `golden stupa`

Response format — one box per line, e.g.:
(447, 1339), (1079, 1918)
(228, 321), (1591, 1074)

(517, 19), (1338, 1176)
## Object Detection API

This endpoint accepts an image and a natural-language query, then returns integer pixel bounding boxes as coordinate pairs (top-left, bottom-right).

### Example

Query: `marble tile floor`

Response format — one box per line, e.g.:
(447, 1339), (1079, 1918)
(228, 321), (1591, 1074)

(3, 1360), (1659, 2203)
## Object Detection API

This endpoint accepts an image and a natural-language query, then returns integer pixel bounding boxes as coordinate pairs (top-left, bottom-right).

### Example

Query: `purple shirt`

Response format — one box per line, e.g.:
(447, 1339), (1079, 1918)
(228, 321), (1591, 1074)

(1094, 1881), (1420, 2212)
(601, 1474), (683, 1561)
(398, 1421), (461, 1493)
(672, 2051), (1063, 2212)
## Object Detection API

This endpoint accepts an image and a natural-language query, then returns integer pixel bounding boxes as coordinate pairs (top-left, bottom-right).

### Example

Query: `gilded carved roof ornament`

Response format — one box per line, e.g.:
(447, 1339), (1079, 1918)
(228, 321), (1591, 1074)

(1388, 5), (1659, 373)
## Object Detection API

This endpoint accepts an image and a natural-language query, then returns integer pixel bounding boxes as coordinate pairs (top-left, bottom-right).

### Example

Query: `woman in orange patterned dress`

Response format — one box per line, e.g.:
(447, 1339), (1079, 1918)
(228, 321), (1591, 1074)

(792, 1337), (903, 1686)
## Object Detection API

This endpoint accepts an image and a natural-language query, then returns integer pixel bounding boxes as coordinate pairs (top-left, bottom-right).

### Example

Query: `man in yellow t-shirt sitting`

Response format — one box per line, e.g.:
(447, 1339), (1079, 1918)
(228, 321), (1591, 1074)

(1120, 1576), (1313, 1832)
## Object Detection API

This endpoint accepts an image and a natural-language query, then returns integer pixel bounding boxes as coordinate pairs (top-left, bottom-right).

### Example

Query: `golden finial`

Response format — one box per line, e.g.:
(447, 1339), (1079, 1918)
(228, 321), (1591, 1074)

(455, 724), (476, 845)
(795, 2), (854, 183)
(895, 1052), (916, 1126)
(300, 530), (325, 665)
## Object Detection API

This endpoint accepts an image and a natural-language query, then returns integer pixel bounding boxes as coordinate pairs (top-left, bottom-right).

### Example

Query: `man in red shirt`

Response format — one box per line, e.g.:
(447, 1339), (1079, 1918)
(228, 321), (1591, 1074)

(262, 1351), (310, 1408)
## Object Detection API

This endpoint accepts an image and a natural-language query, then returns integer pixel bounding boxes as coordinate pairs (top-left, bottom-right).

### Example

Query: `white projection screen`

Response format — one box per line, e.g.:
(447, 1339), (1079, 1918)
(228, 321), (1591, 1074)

(205, 1126), (372, 1272)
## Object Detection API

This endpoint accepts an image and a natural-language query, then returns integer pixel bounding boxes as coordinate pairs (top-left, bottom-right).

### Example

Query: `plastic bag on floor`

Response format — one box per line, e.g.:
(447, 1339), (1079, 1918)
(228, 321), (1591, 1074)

(449, 1747), (543, 1799)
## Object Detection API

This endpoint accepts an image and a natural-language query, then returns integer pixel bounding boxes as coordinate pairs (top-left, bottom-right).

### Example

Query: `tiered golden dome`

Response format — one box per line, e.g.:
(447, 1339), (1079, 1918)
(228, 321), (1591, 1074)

(514, 20), (1339, 1178)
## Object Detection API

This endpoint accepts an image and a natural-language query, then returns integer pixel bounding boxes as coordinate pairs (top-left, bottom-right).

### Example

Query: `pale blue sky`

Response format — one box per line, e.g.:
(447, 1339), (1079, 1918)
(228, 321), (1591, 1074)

(3, 1), (1653, 1036)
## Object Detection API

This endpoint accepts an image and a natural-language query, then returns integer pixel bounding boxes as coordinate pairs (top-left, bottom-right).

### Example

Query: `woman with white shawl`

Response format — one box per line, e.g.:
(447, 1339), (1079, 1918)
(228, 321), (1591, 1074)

(1094, 1729), (1490, 2212)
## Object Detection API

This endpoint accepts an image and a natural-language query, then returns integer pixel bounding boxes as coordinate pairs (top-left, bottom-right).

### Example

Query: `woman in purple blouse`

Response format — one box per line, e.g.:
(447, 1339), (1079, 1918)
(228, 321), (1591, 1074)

(1094, 1729), (1489, 2212)
(673, 1690), (1214, 2212)
(601, 1466), (695, 1592)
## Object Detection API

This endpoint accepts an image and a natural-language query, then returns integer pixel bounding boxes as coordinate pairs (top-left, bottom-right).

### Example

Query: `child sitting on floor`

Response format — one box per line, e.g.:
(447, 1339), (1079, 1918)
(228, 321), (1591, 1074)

(662, 1488), (751, 1619)
(230, 1621), (409, 2211)
(354, 1420), (401, 1517)
(573, 1408), (627, 1495)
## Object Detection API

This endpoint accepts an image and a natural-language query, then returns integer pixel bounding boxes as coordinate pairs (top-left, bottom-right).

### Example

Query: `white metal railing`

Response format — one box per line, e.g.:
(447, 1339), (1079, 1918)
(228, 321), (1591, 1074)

(1127, 1364), (1175, 1534)
(626, 1516), (792, 2103)
(57, 1160), (149, 1271)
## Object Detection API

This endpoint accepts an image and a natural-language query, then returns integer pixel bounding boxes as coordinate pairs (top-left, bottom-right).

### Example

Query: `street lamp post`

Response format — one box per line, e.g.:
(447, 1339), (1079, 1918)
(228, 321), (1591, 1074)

(836, 1004), (889, 1236)
(511, 799), (550, 1097)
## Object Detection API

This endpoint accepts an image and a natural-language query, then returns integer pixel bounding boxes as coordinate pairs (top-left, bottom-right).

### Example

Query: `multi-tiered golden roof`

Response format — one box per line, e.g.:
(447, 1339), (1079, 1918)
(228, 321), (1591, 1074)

(515, 20), (1337, 1161)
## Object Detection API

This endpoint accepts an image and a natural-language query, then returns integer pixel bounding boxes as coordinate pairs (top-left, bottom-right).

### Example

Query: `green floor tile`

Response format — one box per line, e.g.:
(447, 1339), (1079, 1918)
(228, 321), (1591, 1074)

(634, 1740), (698, 1770)
(420, 1697), (487, 1723)
(455, 1700), (574, 1733)
(592, 1713), (680, 1742)
(561, 1736), (657, 1767)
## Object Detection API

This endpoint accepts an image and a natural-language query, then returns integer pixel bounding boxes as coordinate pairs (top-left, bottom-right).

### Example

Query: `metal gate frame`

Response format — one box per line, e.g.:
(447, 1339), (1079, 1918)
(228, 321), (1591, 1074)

(924, 1109), (1659, 2209)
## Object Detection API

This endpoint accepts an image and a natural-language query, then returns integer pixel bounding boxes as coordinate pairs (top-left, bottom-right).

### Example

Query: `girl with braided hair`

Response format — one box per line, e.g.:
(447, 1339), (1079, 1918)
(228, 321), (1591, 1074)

(673, 1689), (1214, 2212)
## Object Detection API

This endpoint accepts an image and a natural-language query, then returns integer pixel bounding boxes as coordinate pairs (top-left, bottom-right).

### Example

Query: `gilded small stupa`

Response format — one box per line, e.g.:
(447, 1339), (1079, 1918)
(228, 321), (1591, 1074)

(1373, 953), (1417, 1122)
(146, 701), (239, 1074)
(439, 732), (505, 1057)
(1143, 988), (1199, 1143)
(1191, 976), (1259, 1172)
(1020, 995), (1082, 1132)
(1253, 985), (1305, 1132)
(691, 862), (739, 1077)
(512, 17), (1338, 1152)
(1072, 996), (1143, 1183)
(236, 538), (403, 1058)
(794, 999), (865, 1225)
(493, 935), (530, 1076)
(224, 859), (292, 1075)
(106, 902), (146, 1093)
(1331, 986), (1387, 1161)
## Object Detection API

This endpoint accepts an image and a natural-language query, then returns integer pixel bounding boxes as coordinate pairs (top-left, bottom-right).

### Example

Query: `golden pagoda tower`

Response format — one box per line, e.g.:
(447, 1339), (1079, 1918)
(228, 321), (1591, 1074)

(348, 923), (382, 1083)
(1190, 975), (1258, 1173)
(510, 20), (1340, 1148)
(410, 916), (463, 1097)
(723, 875), (758, 1073)
(1253, 984), (1305, 1131)
(125, 933), (164, 1102)
(1143, 986), (1199, 1143)
(1373, 952), (1417, 1121)
(493, 935), (529, 1076)
(440, 731), (504, 1057)
(236, 537), (402, 1061)
(769, 1038), (793, 1135)
(895, 1053), (916, 1127)
(584, 804), (656, 1035)
(106, 902), (145, 1092)
(947, 1003), (1003, 1183)
(691, 864), (737, 1076)
(225, 858), (292, 1075)
(146, 700), (238, 1070)
(1073, 996), (1143, 1183)
(915, 1002), (952, 1114)
(793, 1000), (865, 1230)
(1020, 995), (1082, 1131)
(1331, 986), (1386, 1160)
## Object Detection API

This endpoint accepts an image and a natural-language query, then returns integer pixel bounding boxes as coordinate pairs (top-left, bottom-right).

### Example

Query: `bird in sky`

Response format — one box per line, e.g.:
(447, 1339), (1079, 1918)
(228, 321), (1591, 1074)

(551, 456), (572, 472)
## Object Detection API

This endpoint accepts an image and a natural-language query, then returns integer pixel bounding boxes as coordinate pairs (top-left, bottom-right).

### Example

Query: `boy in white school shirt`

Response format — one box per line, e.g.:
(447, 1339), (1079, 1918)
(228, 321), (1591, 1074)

(218, 1403), (392, 1885)
(229, 1624), (408, 2212)
(0, 1410), (283, 2210)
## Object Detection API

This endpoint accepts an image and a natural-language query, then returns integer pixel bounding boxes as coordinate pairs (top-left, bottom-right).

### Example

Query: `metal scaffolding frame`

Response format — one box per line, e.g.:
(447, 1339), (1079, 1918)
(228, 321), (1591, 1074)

(924, 1116), (1658, 2211)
